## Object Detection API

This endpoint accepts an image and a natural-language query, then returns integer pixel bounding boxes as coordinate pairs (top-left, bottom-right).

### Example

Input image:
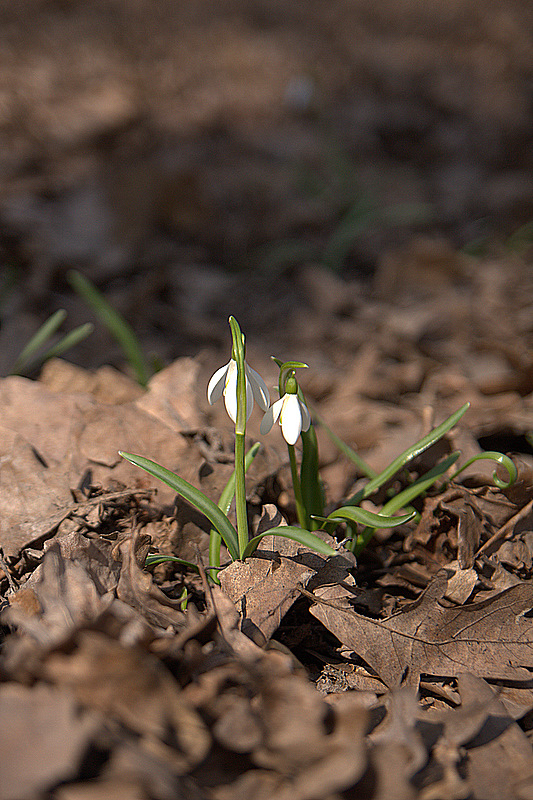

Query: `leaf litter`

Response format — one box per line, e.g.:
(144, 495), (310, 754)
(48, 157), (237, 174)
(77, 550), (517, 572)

(3, 263), (533, 799)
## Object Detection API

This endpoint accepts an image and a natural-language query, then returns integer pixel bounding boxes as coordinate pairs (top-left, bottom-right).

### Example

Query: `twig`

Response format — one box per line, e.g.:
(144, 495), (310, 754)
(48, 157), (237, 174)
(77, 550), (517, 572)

(475, 496), (533, 557)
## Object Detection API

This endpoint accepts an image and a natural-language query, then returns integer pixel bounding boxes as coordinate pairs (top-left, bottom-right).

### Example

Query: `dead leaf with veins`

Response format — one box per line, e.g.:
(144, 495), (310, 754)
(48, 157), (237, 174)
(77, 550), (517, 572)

(310, 573), (533, 688)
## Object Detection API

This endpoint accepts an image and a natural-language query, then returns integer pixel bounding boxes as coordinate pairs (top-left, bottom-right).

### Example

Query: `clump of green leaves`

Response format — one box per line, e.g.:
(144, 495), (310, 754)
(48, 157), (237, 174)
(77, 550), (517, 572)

(121, 317), (516, 575)
(8, 309), (93, 376)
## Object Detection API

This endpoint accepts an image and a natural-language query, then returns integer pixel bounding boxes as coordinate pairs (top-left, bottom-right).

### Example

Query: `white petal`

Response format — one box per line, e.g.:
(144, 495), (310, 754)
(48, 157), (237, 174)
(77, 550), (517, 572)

(246, 364), (270, 411)
(222, 361), (238, 422)
(260, 397), (283, 435)
(245, 373), (255, 420)
(207, 361), (230, 404)
(298, 398), (311, 432)
(279, 394), (303, 445)
(222, 359), (255, 423)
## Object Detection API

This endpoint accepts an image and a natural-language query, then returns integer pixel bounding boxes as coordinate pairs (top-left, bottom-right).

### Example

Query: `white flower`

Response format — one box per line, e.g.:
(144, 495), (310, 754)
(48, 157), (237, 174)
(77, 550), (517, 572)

(260, 392), (311, 445)
(207, 358), (270, 423)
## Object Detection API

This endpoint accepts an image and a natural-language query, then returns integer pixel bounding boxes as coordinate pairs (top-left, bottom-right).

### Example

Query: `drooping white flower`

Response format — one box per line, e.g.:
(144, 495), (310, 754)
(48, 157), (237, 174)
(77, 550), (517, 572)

(207, 358), (270, 424)
(260, 392), (311, 445)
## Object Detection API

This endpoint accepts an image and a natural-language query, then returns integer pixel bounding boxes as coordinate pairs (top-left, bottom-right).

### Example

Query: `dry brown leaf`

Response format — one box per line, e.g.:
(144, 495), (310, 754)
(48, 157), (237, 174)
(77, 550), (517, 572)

(0, 683), (101, 800)
(115, 529), (190, 631)
(251, 668), (368, 800)
(459, 675), (533, 800)
(4, 540), (114, 648)
(44, 629), (211, 774)
(219, 512), (316, 644)
(220, 506), (354, 644)
(0, 424), (75, 557)
(311, 574), (533, 688)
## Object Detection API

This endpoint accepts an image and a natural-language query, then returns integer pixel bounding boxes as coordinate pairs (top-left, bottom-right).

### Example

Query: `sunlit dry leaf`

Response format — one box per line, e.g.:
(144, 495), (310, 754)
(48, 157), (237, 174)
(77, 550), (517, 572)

(4, 541), (113, 649)
(311, 574), (533, 688)
(219, 531), (316, 644)
(0, 425), (75, 557)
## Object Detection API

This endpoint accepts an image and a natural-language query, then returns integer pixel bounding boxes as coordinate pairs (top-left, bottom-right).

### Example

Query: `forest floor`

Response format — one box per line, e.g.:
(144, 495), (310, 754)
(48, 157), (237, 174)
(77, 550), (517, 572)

(2, 2), (533, 799)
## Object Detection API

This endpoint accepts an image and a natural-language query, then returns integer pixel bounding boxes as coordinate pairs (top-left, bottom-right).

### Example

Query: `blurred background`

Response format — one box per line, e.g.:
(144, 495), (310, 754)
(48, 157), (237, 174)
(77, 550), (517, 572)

(0, 0), (532, 375)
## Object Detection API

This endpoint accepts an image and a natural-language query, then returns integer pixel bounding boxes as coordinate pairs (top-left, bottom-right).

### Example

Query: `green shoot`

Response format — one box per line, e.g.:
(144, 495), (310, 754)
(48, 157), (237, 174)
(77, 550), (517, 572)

(68, 270), (150, 387)
(9, 309), (94, 376)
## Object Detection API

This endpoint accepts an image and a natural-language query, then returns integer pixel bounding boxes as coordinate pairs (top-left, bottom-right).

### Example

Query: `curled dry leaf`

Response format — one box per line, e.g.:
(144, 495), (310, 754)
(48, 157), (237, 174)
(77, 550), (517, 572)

(115, 528), (190, 631)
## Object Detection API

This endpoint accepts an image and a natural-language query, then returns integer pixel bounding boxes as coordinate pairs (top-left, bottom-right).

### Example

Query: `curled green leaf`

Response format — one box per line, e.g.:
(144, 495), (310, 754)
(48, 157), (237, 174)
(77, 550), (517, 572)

(380, 452), (461, 515)
(119, 451), (240, 560)
(449, 451), (518, 489)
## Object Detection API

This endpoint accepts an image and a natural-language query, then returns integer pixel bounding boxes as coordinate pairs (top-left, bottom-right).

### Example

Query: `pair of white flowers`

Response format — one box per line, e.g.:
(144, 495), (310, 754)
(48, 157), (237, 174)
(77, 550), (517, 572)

(207, 358), (310, 445)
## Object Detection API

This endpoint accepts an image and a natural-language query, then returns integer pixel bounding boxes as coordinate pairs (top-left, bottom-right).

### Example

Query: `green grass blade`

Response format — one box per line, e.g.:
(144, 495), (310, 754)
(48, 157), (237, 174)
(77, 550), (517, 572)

(145, 554), (201, 572)
(37, 323), (94, 364)
(344, 403), (470, 506)
(449, 451), (517, 489)
(312, 407), (377, 479)
(119, 451), (240, 560)
(68, 270), (150, 387)
(10, 309), (67, 374)
(242, 526), (336, 559)
(380, 452), (461, 515)
(316, 506), (415, 529)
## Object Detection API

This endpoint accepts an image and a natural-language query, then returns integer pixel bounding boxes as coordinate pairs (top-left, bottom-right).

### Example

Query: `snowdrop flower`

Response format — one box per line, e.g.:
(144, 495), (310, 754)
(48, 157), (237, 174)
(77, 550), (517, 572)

(207, 358), (270, 424)
(260, 389), (311, 445)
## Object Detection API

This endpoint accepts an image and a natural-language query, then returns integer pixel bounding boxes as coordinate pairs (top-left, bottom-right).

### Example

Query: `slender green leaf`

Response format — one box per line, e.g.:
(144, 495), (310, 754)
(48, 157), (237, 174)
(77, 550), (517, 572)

(10, 309), (67, 374)
(37, 323), (94, 363)
(344, 403), (470, 506)
(312, 407), (377, 479)
(315, 506), (415, 529)
(242, 526), (336, 559)
(145, 553), (221, 574)
(145, 554), (200, 572)
(349, 453), (460, 556)
(119, 451), (240, 560)
(380, 452), (461, 515)
(68, 270), (150, 386)
(300, 423), (324, 529)
(449, 451), (517, 489)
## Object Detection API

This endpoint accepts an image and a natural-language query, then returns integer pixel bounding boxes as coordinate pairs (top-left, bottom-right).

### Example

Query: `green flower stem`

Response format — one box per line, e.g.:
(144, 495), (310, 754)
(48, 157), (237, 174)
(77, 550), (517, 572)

(288, 443), (308, 529)
(229, 316), (249, 558)
(235, 431), (248, 558)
